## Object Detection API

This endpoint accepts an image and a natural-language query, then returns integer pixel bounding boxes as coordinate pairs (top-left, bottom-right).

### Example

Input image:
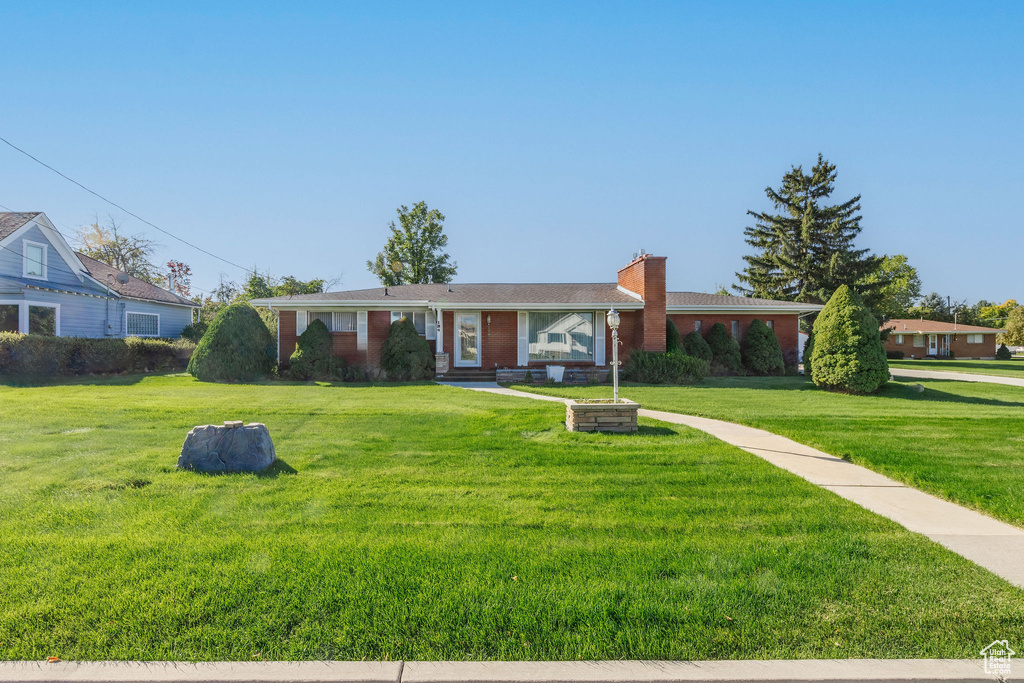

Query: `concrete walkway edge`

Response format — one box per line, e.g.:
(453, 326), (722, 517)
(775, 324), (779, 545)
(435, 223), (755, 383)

(0, 658), (1014, 683)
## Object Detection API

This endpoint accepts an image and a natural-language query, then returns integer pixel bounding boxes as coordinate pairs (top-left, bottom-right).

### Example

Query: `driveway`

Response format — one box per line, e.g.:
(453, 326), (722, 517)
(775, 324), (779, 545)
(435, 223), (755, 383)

(890, 367), (1024, 387)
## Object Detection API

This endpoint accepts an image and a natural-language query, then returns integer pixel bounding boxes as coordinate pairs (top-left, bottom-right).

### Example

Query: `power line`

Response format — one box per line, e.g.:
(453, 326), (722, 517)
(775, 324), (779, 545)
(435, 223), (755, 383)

(0, 134), (249, 272)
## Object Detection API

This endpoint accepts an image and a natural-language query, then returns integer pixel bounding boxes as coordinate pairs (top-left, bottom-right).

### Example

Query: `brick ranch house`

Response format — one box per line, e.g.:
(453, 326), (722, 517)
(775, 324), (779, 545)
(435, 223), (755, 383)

(882, 319), (1007, 359)
(252, 254), (823, 379)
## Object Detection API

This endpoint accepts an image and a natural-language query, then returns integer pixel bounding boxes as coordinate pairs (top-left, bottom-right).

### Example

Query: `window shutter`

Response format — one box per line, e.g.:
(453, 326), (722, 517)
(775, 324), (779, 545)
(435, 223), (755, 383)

(425, 310), (436, 340)
(357, 311), (368, 350)
(296, 311), (307, 336)
(517, 311), (529, 366)
(594, 311), (606, 366)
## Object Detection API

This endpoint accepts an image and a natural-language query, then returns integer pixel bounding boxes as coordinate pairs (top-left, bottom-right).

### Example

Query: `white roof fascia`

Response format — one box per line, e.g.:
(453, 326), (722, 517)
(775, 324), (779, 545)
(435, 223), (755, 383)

(0, 213), (90, 280)
(119, 295), (200, 308)
(667, 304), (824, 314)
(616, 285), (643, 300)
(253, 300), (646, 311)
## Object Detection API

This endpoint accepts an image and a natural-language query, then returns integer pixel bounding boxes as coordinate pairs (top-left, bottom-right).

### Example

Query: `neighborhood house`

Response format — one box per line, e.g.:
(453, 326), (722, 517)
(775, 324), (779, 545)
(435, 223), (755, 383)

(253, 254), (823, 379)
(882, 318), (1007, 359)
(0, 212), (198, 338)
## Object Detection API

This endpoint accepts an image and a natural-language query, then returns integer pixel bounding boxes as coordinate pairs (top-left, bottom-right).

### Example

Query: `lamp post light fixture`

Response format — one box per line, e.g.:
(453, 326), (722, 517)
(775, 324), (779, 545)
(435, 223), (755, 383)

(606, 308), (621, 403)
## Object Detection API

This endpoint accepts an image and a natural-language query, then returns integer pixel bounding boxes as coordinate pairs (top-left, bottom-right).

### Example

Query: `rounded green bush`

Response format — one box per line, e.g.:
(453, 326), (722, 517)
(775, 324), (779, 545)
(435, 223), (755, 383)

(681, 330), (713, 362)
(705, 322), (743, 375)
(809, 285), (889, 394)
(666, 319), (682, 354)
(381, 317), (435, 381)
(289, 318), (342, 380)
(621, 350), (708, 384)
(741, 319), (785, 376)
(187, 303), (275, 382)
(996, 343), (1012, 360)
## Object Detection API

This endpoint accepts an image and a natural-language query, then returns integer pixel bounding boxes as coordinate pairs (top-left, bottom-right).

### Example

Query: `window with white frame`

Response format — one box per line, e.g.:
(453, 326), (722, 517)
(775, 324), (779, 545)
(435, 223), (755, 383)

(895, 334), (905, 344)
(126, 312), (159, 337)
(731, 320), (740, 339)
(334, 312), (357, 332)
(694, 320), (702, 333)
(23, 240), (47, 279)
(308, 311), (334, 331)
(392, 311), (426, 335)
(28, 305), (57, 335)
(529, 311), (593, 361)
(913, 335), (925, 347)
(967, 334), (984, 344)
(766, 320), (774, 330)
(0, 304), (17, 333)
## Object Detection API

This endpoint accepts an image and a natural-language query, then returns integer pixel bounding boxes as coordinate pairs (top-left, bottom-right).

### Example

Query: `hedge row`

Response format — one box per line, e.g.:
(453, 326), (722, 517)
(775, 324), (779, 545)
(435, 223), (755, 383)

(0, 333), (195, 377)
(621, 349), (708, 384)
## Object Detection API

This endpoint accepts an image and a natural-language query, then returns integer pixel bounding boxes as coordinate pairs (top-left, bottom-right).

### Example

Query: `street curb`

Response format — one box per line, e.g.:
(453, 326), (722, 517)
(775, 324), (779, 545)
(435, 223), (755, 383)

(0, 659), (1016, 683)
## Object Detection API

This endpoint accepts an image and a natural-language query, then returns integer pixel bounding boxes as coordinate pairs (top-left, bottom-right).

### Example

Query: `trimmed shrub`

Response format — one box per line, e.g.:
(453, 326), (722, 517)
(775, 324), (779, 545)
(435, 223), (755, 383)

(803, 333), (815, 377)
(666, 319), (682, 354)
(996, 343), (1012, 360)
(621, 350), (708, 384)
(187, 303), (275, 382)
(781, 349), (800, 376)
(705, 322), (743, 375)
(809, 285), (889, 394)
(180, 321), (208, 344)
(289, 319), (343, 380)
(886, 350), (905, 360)
(741, 319), (785, 376)
(0, 333), (190, 377)
(380, 317), (435, 381)
(682, 330), (713, 362)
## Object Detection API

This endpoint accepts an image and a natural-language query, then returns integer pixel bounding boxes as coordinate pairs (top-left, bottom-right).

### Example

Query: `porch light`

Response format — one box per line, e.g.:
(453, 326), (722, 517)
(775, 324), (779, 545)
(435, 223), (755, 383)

(607, 309), (621, 403)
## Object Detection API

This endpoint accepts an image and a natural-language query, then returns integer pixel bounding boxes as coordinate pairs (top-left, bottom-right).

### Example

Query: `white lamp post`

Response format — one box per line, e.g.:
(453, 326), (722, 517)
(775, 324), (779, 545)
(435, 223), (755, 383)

(606, 309), (621, 403)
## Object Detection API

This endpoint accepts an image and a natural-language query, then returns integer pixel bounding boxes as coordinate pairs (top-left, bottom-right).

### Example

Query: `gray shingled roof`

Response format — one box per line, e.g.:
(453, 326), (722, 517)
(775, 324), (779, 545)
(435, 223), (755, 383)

(0, 212), (41, 240)
(77, 253), (199, 306)
(254, 283), (821, 311)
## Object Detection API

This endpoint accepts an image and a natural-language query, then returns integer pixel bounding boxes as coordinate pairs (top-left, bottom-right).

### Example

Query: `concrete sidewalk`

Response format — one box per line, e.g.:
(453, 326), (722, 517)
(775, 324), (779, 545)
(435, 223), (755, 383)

(447, 384), (1024, 589)
(890, 367), (1024, 387)
(1, 658), (1015, 682)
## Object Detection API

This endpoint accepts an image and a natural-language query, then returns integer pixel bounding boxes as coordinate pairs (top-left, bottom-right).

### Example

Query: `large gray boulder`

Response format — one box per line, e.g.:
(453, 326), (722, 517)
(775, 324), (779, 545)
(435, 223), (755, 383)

(178, 421), (276, 472)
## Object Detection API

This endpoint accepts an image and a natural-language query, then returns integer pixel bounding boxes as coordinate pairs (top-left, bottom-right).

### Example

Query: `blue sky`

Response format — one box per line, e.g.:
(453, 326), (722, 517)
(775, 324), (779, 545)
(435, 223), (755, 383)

(2, 2), (1021, 302)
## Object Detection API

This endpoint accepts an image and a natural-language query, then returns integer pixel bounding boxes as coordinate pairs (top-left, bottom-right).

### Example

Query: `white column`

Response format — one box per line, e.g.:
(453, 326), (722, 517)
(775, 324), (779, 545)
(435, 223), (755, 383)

(435, 309), (444, 353)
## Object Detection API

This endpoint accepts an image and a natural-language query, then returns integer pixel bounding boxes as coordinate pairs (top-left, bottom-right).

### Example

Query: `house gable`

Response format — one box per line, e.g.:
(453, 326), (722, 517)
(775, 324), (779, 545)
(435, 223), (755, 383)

(0, 212), (101, 293)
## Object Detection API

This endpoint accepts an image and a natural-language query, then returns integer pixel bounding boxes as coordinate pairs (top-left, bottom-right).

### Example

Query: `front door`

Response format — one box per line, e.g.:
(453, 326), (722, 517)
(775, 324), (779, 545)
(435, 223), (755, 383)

(928, 334), (938, 356)
(455, 312), (481, 367)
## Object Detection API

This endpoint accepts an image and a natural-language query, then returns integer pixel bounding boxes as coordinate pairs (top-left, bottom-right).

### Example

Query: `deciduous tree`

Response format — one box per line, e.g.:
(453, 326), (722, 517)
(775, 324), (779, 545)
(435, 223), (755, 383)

(367, 202), (457, 286)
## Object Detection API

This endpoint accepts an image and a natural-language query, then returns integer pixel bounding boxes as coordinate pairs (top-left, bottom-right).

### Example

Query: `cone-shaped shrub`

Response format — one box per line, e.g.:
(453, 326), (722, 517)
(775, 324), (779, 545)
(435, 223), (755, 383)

(705, 322), (743, 374)
(682, 330), (713, 362)
(381, 317), (435, 381)
(803, 332), (815, 378)
(741, 319), (785, 376)
(809, 285), (888, 393)
(289, 318), (342, 380)
(187, 303), (274, 382)
(666, 319), (682, 354)
(996, 343), (1012, 360)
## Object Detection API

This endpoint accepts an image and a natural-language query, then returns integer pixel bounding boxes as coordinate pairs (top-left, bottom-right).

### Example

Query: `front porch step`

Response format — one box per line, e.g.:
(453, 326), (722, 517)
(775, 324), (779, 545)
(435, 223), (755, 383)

(437, 368), (498, 382)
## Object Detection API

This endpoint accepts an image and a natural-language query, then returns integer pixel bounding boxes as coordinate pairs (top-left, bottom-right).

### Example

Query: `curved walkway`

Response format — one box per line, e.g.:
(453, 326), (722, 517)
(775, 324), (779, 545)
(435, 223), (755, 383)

(441, 382), (1024, 588)
(890, 367), (1024, 387)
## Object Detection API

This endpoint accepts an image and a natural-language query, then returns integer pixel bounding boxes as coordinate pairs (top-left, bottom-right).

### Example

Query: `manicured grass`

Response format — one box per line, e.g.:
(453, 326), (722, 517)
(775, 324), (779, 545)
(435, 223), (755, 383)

(514, 377), (1024, 527)
(2, 374), (1023, 661)
(889, 358), (1024, 379)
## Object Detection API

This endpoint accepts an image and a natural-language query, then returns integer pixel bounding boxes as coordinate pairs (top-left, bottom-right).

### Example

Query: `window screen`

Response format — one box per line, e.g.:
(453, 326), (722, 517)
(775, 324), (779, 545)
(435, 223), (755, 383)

(126, 312), (158, 337)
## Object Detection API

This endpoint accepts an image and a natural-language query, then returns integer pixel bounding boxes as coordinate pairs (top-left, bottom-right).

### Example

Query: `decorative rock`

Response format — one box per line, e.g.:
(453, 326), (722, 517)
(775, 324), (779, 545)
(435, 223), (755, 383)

(178, 422), (276, 472)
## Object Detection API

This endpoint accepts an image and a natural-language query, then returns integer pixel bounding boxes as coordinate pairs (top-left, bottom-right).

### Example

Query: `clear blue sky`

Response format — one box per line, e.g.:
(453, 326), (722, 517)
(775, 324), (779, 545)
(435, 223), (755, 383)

(2, 2), (1021, 303)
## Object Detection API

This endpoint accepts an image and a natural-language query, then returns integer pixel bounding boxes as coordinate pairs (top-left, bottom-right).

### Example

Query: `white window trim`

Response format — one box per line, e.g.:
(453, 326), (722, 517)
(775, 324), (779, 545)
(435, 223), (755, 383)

(356, 311), (367, 350)
(526, 310), (596, 363)
(125, 311), (160, 337)
(22, 239), (48, 280)
(332, 311), (358, 332)
(0, 299), (60, 336)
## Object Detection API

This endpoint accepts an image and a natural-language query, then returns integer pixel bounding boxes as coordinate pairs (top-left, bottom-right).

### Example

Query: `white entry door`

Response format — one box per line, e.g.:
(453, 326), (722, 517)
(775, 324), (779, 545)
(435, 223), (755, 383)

(928, 334), (938, 355)
(455, 312), (481, 367)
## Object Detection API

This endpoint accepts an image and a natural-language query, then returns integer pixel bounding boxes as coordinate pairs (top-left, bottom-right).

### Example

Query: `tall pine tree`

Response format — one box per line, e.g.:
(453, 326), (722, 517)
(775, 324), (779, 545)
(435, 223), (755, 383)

(735, 155), (885, 311)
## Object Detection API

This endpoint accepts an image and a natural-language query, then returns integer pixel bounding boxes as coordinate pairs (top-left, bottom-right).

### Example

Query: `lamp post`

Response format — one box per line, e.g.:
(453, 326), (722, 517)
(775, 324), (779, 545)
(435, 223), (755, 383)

(606, 309), (620, 403)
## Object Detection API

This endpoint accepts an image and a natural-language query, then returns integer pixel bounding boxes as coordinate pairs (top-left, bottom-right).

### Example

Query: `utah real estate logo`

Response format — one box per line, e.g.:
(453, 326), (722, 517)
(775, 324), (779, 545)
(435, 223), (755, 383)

(981, 640), (1014, 676)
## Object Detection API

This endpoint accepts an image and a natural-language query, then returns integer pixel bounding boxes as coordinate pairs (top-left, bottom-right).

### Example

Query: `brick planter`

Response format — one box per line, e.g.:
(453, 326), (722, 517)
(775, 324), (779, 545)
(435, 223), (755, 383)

(566, 399), (639, 433)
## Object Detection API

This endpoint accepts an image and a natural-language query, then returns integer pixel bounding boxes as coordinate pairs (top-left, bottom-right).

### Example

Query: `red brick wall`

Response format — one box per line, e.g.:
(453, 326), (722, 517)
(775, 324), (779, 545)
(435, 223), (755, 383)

(884, 332), (999, 359)
(279, 310), (297, 364)
(668, 313), (801, 356)
(482, 311), (518, 368)
(617, 255), (667, 352)
(330, 332), (361, 366)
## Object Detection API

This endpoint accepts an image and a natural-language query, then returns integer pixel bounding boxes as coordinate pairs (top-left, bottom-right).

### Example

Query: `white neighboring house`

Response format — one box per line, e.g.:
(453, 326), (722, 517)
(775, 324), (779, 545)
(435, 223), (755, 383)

(0, 212), (198, 337)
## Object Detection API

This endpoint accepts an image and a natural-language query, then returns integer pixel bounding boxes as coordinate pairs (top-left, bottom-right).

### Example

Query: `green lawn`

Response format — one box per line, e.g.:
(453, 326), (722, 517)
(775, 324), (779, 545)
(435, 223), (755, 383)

(889, 358), (1024, 379)
(1, 374), (1022, 661)
(515, 377), (1024, 528)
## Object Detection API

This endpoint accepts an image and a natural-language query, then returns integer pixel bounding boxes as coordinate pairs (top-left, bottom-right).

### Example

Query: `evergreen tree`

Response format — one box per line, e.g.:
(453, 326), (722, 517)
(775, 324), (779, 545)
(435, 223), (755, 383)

(367, 202), (457, 286)
(809, 285), (889, 394)
(736, 155), (885, 312)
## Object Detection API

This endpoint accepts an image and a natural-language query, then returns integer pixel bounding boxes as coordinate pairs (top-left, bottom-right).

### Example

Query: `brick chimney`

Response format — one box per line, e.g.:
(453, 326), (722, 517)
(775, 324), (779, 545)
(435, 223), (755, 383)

(617, 253), (667, 352)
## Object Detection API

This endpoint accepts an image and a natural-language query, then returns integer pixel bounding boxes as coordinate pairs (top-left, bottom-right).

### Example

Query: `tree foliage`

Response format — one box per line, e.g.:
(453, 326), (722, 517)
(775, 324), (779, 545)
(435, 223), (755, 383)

(367, 202), (457, 286)
(666, 319), (682, 353)
(76, 218), (165, 285)
(736, 155), (885, 312)
(1004, 306), (1024, 346)
(741, 319), (785, 376)
(682, 330), (713, 362)
(996, 344), (1013, 360)
(704, 322), (743, 375)
(187, 303), (275, 382)
(862, 254), (921, 319)
(809, 285), (889, 394)
(380, 317), (435, 381)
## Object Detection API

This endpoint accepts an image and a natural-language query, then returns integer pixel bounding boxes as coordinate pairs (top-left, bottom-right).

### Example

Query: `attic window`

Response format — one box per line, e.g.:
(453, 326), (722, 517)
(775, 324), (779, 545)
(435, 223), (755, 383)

(23, 240), (47, 279)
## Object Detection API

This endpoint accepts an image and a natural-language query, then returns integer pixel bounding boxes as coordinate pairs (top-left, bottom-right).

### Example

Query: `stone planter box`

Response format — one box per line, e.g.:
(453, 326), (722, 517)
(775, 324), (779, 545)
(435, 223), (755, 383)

(566, 399), (639, 433)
